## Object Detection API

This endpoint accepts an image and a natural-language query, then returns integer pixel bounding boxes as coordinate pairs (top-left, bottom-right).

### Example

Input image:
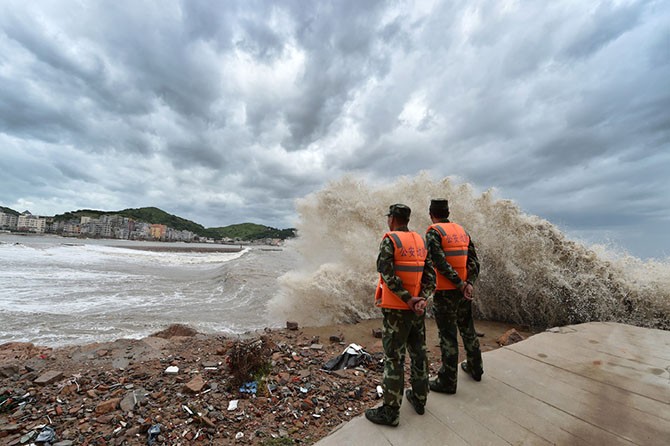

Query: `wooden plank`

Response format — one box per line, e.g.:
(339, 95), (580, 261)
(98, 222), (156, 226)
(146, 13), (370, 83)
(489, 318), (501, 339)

(428, 384), (553, 445)
(317, 408), (470, 446)
(385, 404), (470, 446)
(448, 372), (602, 445)
(556, 323), (670, 363)
(494, 346), (670, 422)
(315, 323), (670, 446)
(506, 333), (670, 404)
(487, 349), (669, 446)
(423, 397), (511, 446)
(316, 416), (393, 446)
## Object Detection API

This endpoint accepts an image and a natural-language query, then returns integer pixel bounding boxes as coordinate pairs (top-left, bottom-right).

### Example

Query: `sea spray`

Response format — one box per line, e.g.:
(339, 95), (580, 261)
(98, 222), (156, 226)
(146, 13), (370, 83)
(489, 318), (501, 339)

(268, 174), (670, 330)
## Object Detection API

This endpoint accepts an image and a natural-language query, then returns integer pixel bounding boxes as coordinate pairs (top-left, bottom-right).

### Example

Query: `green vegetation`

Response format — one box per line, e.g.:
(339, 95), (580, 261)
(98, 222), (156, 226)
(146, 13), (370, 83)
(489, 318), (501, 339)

(0, 206), (19, 216)
(208, 223), (296, 240)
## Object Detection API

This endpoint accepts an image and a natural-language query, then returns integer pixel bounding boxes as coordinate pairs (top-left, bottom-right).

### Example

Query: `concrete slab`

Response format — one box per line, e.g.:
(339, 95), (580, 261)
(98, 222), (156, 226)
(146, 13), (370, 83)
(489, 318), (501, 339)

(315, 322), (670, 446)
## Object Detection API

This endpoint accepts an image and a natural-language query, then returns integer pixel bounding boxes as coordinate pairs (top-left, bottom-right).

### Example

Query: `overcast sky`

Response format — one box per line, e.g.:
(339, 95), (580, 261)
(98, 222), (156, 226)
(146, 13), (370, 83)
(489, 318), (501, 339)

(0, 0), (668, 258)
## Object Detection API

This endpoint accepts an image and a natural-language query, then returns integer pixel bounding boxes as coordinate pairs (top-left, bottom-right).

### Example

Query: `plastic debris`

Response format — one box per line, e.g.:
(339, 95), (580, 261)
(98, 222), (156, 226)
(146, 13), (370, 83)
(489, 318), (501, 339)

(20, 430), (37, 443)
(239, 381), (257, 394)
(164, 366), (179, 374)
(147, 424), (161, 445)
(235, 432), (244, 439)
(376, 385), (383, 398)
(227, 399), (239, 411)
(35, 425), (56, 444)
(322, 343), (372, 371)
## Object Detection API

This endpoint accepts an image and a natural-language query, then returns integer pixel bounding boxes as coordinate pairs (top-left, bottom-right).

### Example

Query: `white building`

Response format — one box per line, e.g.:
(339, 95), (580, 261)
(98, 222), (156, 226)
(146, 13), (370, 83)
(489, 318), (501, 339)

(0, 212), (18, 229)
(17, 212), (46, 233)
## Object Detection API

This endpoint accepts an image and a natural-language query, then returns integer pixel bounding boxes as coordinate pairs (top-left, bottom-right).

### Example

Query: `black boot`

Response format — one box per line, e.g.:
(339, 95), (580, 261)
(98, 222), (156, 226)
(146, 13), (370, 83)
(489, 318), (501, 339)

(405, 389), (425, 415)
(461, 361), (483, 381)
(428, 377), (456, 394)
(365, 404), (399, 427)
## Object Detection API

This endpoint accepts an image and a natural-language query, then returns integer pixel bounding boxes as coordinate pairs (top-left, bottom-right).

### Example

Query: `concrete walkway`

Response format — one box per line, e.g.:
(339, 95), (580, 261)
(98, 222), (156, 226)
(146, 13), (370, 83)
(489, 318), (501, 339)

(315, 322), (670, 446)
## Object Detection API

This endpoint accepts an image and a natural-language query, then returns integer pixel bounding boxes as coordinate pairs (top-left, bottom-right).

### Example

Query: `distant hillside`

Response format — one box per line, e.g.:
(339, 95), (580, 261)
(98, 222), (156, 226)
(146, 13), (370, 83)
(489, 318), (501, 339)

(0, 206), (19, 216)
(51, 207), (295, 240)
(208, 223), (296, 240)
(118, 207), (212, 237)
(53, 207), (213, 238)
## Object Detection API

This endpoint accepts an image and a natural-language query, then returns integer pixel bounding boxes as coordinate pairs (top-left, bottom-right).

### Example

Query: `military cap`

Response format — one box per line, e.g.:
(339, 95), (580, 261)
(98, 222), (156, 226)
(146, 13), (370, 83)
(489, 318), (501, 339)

(429, 199), (449, 213)
(387, 203), (411, 219)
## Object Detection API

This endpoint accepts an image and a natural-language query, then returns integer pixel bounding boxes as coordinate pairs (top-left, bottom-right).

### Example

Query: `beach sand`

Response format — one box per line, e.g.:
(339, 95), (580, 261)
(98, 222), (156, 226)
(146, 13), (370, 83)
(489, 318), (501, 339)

(0, 318), (534, 445)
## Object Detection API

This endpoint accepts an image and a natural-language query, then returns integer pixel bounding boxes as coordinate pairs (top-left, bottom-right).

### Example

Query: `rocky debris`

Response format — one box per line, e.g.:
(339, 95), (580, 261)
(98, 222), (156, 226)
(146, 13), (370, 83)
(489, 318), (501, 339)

(152, 324), (198, 339)
(0, 326), (388, 445)
(496, 328), (525, 346)
(95, 397), (121, 414)
(329, 333), (345, 343)
(183, 375), (206, 394)
(1, 322), (527, 445)
(0, 364), (19, 378)
(34, 370), (64, 386)
(286, 321), (299, 331)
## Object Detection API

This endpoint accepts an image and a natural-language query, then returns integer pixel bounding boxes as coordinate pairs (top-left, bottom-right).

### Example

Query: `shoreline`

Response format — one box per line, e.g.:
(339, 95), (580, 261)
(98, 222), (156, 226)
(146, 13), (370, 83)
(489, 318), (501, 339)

(0, 318), (535, 445)
(117, 245), (245, 253)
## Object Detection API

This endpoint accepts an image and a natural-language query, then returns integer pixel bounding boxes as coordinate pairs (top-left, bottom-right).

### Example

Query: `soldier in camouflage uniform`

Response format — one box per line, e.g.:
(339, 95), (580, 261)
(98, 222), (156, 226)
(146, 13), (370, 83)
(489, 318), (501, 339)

(365, 204), (436, 427)
(425, 199), (482, 394)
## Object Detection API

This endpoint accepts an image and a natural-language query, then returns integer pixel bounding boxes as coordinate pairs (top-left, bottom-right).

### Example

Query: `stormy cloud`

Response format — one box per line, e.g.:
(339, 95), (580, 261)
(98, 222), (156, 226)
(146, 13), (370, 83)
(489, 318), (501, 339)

(0, 0), (668, 258)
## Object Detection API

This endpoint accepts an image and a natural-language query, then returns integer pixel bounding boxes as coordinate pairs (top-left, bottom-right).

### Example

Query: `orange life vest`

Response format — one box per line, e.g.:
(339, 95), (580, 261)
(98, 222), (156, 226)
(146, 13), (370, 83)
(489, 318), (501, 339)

(427, 222), (469, 290)
(375, 231), (427, 310)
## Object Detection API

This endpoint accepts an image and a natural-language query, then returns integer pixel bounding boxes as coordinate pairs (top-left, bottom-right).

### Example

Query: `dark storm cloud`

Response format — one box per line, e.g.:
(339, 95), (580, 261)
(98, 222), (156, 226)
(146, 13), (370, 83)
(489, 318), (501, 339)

(278, 0), (395, 150)
(0, 0), (668, 257)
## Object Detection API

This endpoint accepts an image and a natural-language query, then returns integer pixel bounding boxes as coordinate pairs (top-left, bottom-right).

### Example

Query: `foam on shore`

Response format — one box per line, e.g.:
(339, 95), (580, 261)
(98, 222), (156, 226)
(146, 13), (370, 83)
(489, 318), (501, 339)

(268, 174), (670, 330)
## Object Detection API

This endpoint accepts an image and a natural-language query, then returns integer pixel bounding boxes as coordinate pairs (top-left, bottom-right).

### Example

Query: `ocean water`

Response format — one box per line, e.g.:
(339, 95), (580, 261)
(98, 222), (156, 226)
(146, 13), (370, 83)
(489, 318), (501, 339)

(0, 235), (298, 346)
(3, 175), (669, 347)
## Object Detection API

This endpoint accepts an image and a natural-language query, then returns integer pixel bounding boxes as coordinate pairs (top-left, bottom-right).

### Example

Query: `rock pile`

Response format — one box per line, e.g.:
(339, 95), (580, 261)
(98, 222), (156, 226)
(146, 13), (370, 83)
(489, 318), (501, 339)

(1, 327), (385, 445)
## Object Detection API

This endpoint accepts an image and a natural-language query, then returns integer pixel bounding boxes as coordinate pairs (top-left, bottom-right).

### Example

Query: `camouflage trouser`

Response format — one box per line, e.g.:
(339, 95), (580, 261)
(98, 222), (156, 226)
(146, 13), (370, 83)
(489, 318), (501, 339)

(432, 290), (483, 389)
(381, 308), (429, 408)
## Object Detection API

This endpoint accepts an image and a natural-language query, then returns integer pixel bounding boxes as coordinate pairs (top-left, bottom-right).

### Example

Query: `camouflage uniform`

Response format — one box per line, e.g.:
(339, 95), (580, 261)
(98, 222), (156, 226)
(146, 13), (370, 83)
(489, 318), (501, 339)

(426, 218), (482, 391)
(377, 229), (435, 409)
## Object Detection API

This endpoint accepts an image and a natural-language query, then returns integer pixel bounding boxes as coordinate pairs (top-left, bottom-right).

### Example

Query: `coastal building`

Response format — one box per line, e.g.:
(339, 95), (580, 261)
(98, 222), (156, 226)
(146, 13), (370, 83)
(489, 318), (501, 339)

(17, 212), (46, 233)
(150, 224), (167, 240)
(63, 222), (80, 235)
(3, 209), (206, 242)
(0, 212), (18, 229)
(166, 228), (196, 241)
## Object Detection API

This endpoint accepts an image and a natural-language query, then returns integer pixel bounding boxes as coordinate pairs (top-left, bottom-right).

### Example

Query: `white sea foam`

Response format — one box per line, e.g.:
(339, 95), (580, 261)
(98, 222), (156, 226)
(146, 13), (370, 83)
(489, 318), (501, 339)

(0, 236), (292, 346)
(268, 174), (670, 330)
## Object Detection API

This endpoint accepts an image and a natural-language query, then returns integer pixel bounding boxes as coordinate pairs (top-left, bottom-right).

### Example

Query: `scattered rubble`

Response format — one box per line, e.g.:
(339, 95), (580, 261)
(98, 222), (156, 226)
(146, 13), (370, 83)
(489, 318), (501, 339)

(1, 321), (530, 445)
(0, 325), (386, 445)
(286, 322), (299, 331)
(496, 328), (525, 346)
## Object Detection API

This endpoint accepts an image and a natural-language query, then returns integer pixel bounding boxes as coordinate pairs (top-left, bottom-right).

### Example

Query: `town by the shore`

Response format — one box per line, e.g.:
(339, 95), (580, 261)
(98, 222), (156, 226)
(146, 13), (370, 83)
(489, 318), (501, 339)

(0, 318), (534, 445)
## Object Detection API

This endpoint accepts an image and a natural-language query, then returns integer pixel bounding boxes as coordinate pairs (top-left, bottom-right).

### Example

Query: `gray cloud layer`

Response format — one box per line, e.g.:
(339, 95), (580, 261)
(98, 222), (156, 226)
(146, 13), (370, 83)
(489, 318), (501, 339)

(0, 0), (668, 258)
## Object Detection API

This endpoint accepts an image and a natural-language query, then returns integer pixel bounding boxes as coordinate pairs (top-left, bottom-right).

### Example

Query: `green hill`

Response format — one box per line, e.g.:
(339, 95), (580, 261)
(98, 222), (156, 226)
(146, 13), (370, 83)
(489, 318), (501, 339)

(208, 223), (296, 240)
(0, 206), (19, 216)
